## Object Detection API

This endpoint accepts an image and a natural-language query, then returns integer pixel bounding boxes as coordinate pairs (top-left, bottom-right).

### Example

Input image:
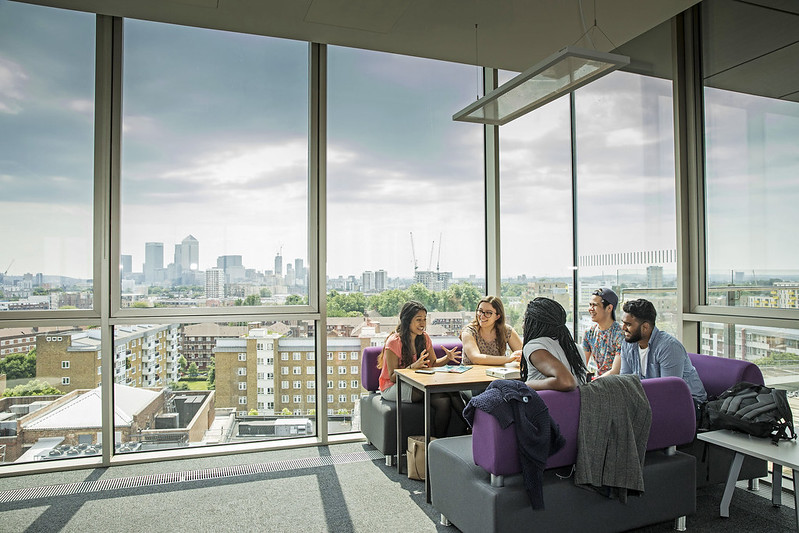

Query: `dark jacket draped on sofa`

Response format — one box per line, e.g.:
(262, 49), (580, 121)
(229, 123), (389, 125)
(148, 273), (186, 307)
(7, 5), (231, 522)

(464, 379), (564, 509)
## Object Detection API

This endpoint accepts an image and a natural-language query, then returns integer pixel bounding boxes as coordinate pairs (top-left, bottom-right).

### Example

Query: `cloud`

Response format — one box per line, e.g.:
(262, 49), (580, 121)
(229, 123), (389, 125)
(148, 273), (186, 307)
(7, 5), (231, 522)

(67, 98), (93, 115)
(0, 55), (28, 114)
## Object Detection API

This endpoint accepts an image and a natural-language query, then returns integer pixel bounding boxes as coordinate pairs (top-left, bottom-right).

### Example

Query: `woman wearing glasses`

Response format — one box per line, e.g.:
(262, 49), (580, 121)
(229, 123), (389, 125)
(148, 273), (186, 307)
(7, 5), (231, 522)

(460, 296), (523, 365)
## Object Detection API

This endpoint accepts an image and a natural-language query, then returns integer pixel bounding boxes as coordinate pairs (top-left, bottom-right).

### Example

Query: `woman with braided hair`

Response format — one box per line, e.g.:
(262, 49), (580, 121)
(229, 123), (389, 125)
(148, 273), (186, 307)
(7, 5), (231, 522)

(520, 297), (588, 391)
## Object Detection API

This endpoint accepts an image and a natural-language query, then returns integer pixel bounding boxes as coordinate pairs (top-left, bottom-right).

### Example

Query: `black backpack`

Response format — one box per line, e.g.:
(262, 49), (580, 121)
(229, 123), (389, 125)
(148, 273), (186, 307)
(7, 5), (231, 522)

(704, 382), (796, 445)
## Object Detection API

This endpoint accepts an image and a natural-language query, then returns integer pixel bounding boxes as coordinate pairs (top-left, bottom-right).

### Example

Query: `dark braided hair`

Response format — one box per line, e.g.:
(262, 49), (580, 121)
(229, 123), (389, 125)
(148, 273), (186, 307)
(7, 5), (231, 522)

(520, 297), (587, 383)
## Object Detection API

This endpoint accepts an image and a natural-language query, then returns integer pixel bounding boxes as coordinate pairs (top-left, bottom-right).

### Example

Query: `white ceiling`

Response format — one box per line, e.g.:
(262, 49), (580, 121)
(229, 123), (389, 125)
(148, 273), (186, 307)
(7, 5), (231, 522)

(19, 0), (699, 72)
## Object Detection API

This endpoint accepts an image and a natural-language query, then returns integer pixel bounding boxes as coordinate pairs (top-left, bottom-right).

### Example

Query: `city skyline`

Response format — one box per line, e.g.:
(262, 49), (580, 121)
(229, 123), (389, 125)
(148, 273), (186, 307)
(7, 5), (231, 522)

(3, 2), (798, 285)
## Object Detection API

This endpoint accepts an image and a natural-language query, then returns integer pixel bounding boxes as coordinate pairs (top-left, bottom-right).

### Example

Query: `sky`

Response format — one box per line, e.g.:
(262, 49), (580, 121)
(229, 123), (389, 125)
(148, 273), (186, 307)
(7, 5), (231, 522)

(2, 1), (798, 284)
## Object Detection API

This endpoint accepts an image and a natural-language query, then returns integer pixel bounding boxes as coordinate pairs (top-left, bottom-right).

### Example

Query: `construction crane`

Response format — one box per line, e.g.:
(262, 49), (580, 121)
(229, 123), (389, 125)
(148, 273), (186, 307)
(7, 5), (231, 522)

(409, 232), (418, 272)
(3, 259), (13, 275)
(427, 240), (435, 271)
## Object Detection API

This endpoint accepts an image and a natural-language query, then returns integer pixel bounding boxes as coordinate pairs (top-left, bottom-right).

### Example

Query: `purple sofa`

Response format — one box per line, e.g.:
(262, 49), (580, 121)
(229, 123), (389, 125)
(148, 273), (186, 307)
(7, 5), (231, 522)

(359, 343), (464, 465)
(428, 377), (698, 533)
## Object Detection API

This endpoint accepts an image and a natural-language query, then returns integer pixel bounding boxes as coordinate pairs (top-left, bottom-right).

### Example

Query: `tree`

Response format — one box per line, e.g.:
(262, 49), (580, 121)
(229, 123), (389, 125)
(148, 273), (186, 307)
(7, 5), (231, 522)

(3, 379), (62, 397)
(248, 408), (259, 415)
(0, 351), (36, 380)
(187, 362), (199, 377)
(506, 306), (523, 332)
(169, 381), (190, 391)
(371, 289), (407, 317)
(260, 287), (272, 298)
(284, 294), (307, 305)
(131, 301), (150, 308)
(178, 355), (188, 374)
(407, 284), (435, 310)
(243, 294), (261, 306)
(280, 408), (292, 416)
(206, 359), (216, 389)
(441, 282), (481, 312)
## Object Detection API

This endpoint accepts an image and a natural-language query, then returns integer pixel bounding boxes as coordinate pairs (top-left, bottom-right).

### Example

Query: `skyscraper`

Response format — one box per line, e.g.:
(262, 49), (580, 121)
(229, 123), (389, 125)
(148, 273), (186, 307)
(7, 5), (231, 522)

(361, 270), (374, 292)
(120, 255), (132, 275)
(286, 263), (295, 286)
(294, 258), (305, 286)
(205, 268), (225, 299)
(375, 269), (387, 292)
(144, 242), (164, 284)
(181, 235), (199, 270)
(275, 252), (283, 277)
(647, 265), (664, 288)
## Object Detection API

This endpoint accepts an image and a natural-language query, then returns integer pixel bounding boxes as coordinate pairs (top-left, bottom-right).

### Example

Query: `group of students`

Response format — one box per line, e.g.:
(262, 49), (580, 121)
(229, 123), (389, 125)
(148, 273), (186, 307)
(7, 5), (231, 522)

(378, 289), (707, 437)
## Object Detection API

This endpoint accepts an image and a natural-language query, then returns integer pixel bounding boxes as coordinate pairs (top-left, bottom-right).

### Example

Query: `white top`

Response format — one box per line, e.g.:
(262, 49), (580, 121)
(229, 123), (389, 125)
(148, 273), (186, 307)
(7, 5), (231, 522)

(523, 336), (579, 385)
(638, 345), (650, 378)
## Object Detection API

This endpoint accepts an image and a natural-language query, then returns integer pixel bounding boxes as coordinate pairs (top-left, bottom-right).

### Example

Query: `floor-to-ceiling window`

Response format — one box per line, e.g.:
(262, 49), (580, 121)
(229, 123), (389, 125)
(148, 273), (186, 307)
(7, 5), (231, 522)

(699, 0), (799, 404)
(326, 47), (486, 434)
(121, 20), (309, 309)
(116, 21), (313, 453)
(0, 1), (103, 465)
(499, 97), (573, 335)
(575, 71), (678, 340)
(0, 1), (95, 308)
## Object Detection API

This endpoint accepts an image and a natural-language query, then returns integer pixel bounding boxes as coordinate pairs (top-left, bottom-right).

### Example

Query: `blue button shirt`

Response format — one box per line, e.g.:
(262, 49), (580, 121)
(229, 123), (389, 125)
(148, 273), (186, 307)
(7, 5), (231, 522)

(620, 327), (707, 402)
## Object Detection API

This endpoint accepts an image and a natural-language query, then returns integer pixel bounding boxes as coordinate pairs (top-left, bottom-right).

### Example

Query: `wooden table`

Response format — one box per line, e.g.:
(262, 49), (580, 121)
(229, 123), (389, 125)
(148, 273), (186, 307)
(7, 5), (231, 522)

(395, 365), (500, 502)
(697, 429), (799, 529)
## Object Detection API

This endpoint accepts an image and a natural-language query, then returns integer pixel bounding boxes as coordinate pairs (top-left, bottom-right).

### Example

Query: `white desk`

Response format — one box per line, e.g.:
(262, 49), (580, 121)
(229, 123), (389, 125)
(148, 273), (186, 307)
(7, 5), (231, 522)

(697, 429), (799, 529)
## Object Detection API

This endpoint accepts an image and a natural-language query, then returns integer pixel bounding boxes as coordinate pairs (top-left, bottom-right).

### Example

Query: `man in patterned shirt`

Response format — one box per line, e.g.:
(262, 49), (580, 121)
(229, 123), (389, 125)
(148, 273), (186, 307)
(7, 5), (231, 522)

(582, 288), (624, 378)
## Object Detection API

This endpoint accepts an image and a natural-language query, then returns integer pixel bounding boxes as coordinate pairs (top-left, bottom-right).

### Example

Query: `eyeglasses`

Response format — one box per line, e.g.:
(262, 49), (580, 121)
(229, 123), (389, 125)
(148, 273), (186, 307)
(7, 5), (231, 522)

(476, 309), (495, 317)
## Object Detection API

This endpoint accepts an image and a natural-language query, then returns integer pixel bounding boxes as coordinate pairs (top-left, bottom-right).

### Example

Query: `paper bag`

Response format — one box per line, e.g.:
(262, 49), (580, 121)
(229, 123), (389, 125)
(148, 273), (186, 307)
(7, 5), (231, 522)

(407, 435), (436, 480)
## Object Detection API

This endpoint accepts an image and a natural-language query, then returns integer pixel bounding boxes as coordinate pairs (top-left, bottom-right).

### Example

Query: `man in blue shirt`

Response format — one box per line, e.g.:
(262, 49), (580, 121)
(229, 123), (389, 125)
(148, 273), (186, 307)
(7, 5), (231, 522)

(619, 299), (707, 411)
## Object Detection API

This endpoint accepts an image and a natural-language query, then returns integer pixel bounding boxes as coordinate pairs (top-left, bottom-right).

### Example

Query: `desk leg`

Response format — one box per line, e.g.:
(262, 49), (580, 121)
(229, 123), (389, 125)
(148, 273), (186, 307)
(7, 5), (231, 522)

(773, 463), (783, 507)
(720, 452), (744, 518)
(424, 387), (431, 504)
(396, 377), (403, 474)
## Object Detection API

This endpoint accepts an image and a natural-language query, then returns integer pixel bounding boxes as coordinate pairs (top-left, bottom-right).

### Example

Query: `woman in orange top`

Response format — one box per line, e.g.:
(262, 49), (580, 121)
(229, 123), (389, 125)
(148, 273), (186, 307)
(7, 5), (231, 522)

(378, 300), (460, 437)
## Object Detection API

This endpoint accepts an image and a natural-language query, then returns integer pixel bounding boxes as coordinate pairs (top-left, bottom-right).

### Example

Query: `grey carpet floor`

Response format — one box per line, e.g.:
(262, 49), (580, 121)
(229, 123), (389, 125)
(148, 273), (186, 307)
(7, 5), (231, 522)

(0, 442), (795, 532)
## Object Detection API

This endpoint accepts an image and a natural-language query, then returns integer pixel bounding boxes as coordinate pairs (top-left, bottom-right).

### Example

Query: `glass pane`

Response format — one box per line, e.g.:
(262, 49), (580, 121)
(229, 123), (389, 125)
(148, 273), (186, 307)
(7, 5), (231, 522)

(120, 21), (308, 309)
(703, 0), (799, 309)
(701, 322), (799, 420)
(0, 2), (95, 310)
(327, 48), (485, 435)
(575, 71), (678, 338)
(704, 89), (799, 308)
(499, 96), (573, 335)
(112, 320), (316, 455)
(1, 325), (102, 466)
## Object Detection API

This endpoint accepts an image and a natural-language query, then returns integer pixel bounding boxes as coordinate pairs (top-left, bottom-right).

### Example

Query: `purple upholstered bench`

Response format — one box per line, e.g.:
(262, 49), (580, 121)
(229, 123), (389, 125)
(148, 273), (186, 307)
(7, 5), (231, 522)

(688, 352), (764, 397)
(359, 342), (462, 464)
(428, 377), (698, 533)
